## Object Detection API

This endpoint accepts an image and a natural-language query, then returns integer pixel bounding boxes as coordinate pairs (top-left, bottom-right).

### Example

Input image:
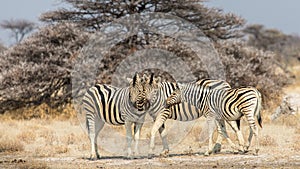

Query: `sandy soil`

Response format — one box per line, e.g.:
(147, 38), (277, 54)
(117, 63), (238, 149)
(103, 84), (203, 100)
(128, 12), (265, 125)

(0, 114), (299, 169)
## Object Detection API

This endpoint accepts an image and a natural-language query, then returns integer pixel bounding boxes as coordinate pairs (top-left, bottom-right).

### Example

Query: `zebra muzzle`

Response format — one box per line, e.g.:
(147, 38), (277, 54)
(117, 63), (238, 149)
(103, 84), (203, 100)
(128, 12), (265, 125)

(136, 100), (145, 111)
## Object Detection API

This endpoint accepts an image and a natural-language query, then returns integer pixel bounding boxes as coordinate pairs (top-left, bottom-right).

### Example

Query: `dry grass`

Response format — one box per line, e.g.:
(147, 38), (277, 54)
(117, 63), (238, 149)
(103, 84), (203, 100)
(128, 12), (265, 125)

(16, 160), (49, 169)
(291, 136), (300, 151)
(0, 137), (24, 153)
(39, 128), (56, 146)
(273, 114), (299, 127)
(295, 126), (300, 135)
(17, 131), (36, 144)
(259, 134), (278, 147)
(2, 103), (77, 120)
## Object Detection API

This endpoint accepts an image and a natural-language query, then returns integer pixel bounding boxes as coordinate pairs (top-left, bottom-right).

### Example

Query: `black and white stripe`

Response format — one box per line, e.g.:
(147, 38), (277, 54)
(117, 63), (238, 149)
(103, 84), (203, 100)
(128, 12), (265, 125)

(207, 86), (262, 155)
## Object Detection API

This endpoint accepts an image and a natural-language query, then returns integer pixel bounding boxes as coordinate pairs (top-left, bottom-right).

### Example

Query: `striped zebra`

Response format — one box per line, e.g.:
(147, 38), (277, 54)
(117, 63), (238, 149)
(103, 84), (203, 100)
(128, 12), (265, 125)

(83, 73), (158, 159)
(145, 79), (239, 157)
(207, 86), (262, 155)
(166, 85), (263, 155)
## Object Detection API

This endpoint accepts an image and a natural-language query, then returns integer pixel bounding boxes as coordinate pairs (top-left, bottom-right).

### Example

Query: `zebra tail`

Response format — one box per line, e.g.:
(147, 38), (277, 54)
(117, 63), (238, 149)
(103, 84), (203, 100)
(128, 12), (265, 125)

(255, 88), (263, 128)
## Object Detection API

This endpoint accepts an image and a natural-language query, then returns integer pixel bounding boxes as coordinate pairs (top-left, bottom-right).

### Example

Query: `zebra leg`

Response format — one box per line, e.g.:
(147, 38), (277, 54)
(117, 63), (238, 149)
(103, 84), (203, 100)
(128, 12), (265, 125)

(125, 120), (134, 159)
(246, 118), (259, 155)
(246, 127), (253, 151)
(158, 124), (169, 157)
(133, 122), (143, 157)
(227, 120), (246, 153)
(214, 119), (225, 153)
(148, 109), (169, 158)
(215, 119), (239, 153)
(253, 125), (259, 155)
(87, 117), (104, 160)
(205, 116), (217, 156)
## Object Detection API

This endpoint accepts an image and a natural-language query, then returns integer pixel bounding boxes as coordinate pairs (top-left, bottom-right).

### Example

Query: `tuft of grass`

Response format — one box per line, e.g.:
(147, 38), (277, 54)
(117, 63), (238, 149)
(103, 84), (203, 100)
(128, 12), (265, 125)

(38, 128), (56, 145)
(17, 131), (36, 144)
(54, 145), (69, 154)
(2, 103), (77, 120)
(60, 132), (86, 146)
(0, 137), (24, 152)
(292, 136), (300, 151)
(34, 145), (68, 157)
(274, 114), (299, 127)
(62, 133), (76, 145)
(0, 130), (3, 139)
(260, 135), (278, 147)
(295, 126), (300, 135)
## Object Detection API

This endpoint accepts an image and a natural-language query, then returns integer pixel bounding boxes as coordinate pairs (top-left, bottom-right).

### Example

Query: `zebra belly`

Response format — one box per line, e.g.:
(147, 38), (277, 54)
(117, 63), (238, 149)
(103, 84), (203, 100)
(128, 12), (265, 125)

(221, 110), (243, 121)
(102, 118), (125, 125)
(98, 106), (125, 125)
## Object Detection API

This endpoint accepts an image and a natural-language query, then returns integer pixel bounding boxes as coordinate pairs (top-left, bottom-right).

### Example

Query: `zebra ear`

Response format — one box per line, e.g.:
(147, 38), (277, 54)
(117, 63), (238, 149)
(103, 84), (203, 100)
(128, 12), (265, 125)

(126, 78), (133, 83)
(132, 72), (139, 86)
(149, 73), (154, 85)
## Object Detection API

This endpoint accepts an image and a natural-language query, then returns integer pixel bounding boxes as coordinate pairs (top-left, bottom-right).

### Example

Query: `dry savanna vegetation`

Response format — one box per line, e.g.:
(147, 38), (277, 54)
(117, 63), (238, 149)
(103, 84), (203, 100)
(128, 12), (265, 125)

(1, 0), (300, 168)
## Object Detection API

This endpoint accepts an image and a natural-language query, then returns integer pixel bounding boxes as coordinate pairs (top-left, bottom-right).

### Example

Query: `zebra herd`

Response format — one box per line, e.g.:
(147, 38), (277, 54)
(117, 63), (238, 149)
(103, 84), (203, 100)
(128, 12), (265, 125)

(82, 72), (262, 160)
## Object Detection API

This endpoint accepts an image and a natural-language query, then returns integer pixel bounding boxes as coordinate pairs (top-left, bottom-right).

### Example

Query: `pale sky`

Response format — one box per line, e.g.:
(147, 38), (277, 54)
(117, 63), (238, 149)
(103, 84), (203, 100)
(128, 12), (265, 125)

(0, 0), (299, 46)
(205, 0), (300, 35)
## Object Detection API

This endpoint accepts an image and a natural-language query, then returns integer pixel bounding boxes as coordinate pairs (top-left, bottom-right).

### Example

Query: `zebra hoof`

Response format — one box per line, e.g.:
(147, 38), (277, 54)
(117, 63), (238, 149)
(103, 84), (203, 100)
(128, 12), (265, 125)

(213, 143), (222, 153)
(124, 156), (134, 160)
(159, 149), (169, 158)
(89, 155), (100, 161)
(204, 151), (210, 156)
(254, 149), (259, 156)
(238, 149), (247, 154)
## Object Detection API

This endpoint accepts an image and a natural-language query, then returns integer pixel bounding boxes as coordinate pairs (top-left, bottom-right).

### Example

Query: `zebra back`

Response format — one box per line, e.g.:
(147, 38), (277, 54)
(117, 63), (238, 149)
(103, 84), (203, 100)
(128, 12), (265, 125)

(208, 86), (262, 126)
(147, 79), (231, 120)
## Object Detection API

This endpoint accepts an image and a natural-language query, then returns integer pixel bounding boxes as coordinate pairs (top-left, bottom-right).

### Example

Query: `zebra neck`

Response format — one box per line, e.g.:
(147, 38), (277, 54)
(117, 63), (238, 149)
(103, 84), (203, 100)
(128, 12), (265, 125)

(147, 83), (177, 113)
(119, 87), (132, 108)
(123, 87), (148, 120)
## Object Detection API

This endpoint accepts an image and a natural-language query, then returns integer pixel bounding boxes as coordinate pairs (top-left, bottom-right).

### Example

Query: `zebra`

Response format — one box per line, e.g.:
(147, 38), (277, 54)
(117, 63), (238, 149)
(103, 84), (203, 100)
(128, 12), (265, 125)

(145, 79), (239, 157)
(166, 85), (263, 155)
(82, 73), (158, 159)
(207, 86), (262, 155)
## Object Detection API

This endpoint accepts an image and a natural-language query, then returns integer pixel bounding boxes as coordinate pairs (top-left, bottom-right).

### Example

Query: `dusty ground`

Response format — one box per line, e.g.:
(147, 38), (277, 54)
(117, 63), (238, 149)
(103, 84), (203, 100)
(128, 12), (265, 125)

(0, 106), (299, 169)
(1, 67), (300, 169)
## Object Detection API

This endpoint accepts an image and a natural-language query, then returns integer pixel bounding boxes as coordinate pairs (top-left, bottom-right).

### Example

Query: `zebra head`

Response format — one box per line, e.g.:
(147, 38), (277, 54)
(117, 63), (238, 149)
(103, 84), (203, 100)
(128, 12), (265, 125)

(166, 86), (182, 108)
(142, 73), (161, 106)
(128, 72), (148, 111)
